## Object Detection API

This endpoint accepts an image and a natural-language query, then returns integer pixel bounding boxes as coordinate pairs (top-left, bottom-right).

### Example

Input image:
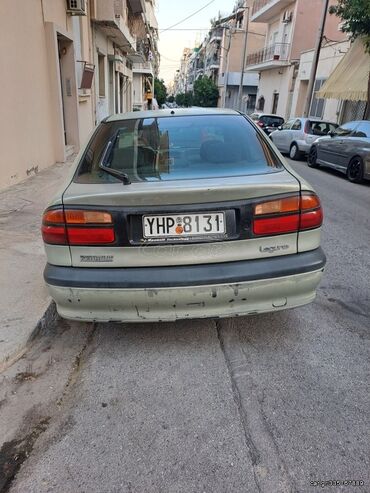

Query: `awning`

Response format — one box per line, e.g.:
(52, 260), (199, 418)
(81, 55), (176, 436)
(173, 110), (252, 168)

(317, 38), (370, 101)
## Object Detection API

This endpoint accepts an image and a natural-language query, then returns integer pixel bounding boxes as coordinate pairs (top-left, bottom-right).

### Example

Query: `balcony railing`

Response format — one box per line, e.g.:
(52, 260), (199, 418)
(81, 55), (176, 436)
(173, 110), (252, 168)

(246, 42), (290, 66)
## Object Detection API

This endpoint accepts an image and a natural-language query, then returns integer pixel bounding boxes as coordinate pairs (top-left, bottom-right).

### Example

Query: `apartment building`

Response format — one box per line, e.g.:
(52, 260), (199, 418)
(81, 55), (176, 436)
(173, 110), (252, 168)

(292, 39), (350, 123)
(173, 48), (193, 95)
(246, 0), (346, 119)
(0, 0), (159, 190)
(217, 0), (266, 112)
(132, 0), (160, 110)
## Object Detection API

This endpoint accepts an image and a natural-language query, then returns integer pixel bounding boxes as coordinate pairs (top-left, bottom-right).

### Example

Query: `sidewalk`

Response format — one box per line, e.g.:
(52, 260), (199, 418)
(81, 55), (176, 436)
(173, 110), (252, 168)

(0, 159), (74, 371)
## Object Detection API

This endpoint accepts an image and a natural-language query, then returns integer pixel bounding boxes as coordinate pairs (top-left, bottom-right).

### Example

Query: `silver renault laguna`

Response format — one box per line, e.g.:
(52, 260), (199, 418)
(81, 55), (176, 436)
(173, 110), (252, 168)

(42, 108), (326, 322)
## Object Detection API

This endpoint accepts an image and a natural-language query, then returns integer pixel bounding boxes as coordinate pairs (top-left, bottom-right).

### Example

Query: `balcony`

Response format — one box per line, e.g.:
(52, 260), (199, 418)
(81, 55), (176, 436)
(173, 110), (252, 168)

(132, 61), (153, 74)
(127, 0), (145, 14)
(251, 0), (293, 22)
(209, 28), (223, 44)
(92, 0), (136, 53)
(246, 43), (290, 71)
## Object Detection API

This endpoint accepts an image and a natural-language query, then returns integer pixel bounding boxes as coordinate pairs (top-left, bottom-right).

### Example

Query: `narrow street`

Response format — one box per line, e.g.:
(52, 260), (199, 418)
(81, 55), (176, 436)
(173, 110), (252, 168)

(1, 159), (369, 493)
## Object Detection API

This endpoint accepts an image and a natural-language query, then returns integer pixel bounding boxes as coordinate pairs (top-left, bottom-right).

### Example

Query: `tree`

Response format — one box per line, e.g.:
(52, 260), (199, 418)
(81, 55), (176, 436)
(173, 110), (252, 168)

(175, 93), (185, 106)
(329, 0), (370, 118)
(175, 92), (193, 107)
(329, 0), (370, 52)
(154, 78), (167, 106)
(193, 76), (219, 107)
(167, 95), (175, 103)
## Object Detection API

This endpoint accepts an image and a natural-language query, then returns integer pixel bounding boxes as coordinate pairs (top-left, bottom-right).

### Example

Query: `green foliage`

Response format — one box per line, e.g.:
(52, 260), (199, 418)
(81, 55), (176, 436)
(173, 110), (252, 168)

(175, 92), (193, 107)
(193, 76), (219, 107)
(329, 0), (370, 53)
(175, 93), (185, 106)
(154, 78), (167, 106)
(167, 95), (175, 103)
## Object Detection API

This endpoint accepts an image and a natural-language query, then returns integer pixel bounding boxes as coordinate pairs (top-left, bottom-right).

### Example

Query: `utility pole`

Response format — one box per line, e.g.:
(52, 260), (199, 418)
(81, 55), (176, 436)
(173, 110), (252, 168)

(221, 27), (232, 108)
(237, 5), (249, 112)
(303, 0), (330, 117)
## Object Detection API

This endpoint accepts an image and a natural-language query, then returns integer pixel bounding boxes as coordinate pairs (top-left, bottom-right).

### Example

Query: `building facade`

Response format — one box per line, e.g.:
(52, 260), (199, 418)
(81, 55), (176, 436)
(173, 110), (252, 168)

(217, 0), (266, 113)
(246, 0), (346, 119)
(0, 0), (159, 190)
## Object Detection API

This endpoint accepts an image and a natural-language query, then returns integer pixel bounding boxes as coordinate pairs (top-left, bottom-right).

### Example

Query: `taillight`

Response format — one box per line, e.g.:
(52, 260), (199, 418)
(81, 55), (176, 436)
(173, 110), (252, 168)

(42, 208), (115, 245)
(253, 193), (322, 236)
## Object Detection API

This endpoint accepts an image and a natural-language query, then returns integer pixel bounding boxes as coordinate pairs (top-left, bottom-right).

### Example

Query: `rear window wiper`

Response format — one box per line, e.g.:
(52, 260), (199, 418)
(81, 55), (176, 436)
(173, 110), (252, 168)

(99, 136), (131, 185)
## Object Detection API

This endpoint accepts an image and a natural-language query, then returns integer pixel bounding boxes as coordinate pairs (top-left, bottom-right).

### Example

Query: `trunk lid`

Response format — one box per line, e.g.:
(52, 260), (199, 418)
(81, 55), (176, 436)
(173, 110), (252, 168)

(62, 170), (301, 268)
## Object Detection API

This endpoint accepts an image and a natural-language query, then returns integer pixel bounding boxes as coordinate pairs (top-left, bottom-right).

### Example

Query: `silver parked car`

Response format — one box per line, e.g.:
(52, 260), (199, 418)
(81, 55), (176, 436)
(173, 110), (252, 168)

(42, 108), (325, 322)
(270, 117), (338, 160)
(308, 120), (370, 183)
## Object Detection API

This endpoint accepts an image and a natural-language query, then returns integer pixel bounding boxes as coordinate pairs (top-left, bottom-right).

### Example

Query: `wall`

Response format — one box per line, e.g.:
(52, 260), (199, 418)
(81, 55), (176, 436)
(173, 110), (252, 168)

(0, 0), (97, 190)
(291, 40), (350, 121)
(0, 0), (64, 188)
(256, 66), (294, 119)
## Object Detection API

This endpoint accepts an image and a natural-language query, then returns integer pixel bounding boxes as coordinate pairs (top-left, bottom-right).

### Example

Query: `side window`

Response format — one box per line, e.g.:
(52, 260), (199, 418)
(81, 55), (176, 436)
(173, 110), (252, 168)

(335, 122), (357, 136)
(282, 119), (294, 130)
(353, 122), (370, 138)
(291, 119), (302, 130)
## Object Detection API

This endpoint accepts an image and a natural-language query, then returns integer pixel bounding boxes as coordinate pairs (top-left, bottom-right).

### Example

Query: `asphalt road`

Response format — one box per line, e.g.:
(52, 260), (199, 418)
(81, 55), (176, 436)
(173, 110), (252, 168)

(4, 159), (370, 493)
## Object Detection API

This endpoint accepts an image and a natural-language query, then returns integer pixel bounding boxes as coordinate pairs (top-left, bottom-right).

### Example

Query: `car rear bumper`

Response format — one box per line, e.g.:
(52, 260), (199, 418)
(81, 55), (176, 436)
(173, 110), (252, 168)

(297, 140), (311, 153)
(45, 248), (326, 322)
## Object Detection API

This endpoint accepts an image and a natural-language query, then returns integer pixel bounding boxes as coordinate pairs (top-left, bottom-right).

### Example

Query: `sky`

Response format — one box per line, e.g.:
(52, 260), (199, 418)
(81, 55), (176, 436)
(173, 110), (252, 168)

(156, 0), (237, 85)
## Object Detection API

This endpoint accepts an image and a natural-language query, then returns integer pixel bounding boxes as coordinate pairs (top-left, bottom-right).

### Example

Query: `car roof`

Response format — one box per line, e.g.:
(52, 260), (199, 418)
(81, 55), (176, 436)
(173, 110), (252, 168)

(295, 117), (337, 124)
(253, 113), (284, 118)
(105, 107), (240, 122)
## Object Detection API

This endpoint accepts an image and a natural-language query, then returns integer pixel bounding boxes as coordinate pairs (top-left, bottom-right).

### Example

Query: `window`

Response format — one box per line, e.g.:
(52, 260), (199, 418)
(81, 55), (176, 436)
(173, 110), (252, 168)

(75, 115), (282, 184)
(309, 79), (326, 118)
(308, 121), (338, 136)
(291, 119), (302, 130)
(260, 116), (284, 127)
(353, 122), (370, 138)
(282, 119), (295, 130)
(335, 122), (357, 136)
(98, 54), (105, 98)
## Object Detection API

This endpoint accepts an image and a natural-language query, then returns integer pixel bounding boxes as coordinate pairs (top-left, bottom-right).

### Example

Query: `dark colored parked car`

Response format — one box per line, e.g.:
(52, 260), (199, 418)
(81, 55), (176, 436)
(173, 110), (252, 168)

(250, 113), (285, 135)
(307, 120), (370, 183)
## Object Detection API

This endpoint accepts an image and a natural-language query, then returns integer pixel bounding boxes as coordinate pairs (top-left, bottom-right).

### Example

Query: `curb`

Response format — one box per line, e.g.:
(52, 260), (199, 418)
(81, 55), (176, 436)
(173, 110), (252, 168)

(0, 302), (59, 374)
(27, 301), (60, 342)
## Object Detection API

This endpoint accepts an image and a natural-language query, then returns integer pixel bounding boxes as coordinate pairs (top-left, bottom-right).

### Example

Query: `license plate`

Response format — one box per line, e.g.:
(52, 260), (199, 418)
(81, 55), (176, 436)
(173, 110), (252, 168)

(143, 212), (225, 238)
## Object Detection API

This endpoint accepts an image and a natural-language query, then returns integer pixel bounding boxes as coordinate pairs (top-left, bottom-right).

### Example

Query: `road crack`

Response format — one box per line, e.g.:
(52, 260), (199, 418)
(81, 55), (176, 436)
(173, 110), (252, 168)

(215, 320), (298, 493)
(216, 320), (262, 492)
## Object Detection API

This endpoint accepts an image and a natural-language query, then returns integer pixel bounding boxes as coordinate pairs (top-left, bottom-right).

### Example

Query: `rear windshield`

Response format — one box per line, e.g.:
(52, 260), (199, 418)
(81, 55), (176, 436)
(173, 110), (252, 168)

(308, 121), (338, 136)
(261, 116), (284, 126)
(75, 115), (282, 184)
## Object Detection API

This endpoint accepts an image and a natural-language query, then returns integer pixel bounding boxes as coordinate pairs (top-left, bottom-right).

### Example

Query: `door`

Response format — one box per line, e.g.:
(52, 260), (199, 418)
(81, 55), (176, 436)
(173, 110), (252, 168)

(272, 93), (279, 114)
(319, 122), (358, 169)
(290, 118), (303, 148)
(272, 119), (294, 151)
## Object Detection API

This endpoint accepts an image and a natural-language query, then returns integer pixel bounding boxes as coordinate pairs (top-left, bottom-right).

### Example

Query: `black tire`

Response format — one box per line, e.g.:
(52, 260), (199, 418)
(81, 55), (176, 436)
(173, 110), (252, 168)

(307, 146), (319, 168)
(289, 142), (301, 160)
(347, 156), (364, 183)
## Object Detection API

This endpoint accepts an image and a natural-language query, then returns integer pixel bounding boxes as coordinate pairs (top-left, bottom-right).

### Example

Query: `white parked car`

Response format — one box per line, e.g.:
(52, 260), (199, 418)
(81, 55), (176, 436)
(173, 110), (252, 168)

(270, 118), (338, 160)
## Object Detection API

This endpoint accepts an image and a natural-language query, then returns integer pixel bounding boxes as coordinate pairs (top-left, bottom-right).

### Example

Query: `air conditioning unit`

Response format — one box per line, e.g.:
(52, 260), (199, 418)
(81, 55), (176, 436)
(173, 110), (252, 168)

(66, 0), (87, 15)
(282, 11), (292, 23)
